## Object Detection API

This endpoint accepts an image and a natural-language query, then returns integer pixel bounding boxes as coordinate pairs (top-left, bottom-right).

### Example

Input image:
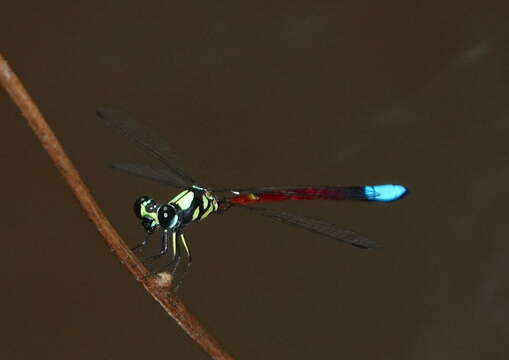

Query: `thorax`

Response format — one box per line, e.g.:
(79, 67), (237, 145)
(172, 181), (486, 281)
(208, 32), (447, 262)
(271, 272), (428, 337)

(169, 186), (218, 225)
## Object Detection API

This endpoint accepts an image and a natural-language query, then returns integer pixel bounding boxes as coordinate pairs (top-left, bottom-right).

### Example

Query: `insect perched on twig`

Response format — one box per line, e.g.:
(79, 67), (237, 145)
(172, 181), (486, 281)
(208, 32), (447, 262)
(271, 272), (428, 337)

(97, 107), (408, 291)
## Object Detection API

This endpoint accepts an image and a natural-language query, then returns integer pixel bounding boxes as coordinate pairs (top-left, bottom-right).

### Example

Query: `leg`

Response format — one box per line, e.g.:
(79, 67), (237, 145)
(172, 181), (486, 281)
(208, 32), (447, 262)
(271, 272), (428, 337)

(170, 233), (192, 293)
(180, 233), (192, 263)
(141, 229), (170, 264)
(131, 232), (151, 252)
(148, 232), (180, 274)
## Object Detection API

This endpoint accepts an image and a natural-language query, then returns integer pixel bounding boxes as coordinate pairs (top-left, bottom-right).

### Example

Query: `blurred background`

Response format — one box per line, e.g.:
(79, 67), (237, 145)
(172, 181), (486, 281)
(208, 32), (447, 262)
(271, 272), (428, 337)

(2, 1), (509, 359)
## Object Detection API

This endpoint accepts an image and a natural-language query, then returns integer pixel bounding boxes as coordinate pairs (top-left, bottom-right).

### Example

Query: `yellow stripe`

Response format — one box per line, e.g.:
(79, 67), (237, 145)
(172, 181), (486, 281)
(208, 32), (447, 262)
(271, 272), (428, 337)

(172, 232), (177, 256)
(174, 191), (194, 210)
(169, 190), (187, 203)
(180, 234), (191, 257)
(192, 207), (200, 221)
(201, 204), (215, 219)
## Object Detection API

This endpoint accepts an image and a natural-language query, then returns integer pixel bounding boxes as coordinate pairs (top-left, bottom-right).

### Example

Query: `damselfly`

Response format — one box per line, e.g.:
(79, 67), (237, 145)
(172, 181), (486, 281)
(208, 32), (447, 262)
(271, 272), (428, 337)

(97, 107), (407, 291)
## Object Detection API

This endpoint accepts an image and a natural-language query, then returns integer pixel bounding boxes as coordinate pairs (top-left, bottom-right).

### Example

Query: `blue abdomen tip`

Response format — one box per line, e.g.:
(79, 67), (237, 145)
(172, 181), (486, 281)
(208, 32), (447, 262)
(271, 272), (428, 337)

(364, 184), (408, 202)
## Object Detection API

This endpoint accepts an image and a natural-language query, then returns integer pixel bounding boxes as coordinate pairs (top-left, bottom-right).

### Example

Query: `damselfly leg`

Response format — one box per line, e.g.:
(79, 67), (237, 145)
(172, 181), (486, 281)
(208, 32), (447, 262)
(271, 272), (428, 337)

(147, 232), (191, 293)
(141, 229), (170, 263)
(131, 232), (151, 252)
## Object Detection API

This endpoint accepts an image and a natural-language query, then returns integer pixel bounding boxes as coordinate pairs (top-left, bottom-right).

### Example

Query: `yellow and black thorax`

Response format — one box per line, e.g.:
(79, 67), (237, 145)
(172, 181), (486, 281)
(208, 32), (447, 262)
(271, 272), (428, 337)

(169, 186), (219, 226)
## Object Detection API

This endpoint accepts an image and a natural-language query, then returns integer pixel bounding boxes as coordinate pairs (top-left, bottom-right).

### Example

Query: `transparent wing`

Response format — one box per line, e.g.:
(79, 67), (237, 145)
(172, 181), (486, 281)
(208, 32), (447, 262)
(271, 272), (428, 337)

(109, 162), (192, 189)
(238, 205), (379, 249)
(96, 107), (196, 187)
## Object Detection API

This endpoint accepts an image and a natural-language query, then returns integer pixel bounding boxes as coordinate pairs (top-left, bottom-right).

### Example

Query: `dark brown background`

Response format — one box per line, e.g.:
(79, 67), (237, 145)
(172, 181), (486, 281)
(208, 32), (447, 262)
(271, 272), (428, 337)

(2, 1), (509, 359)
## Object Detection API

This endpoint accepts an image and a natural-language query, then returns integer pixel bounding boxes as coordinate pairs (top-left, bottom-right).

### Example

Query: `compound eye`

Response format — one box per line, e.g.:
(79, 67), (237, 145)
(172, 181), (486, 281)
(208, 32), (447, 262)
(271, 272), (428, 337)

(158, 205), (177, 229)
(134, 196), (150, 219)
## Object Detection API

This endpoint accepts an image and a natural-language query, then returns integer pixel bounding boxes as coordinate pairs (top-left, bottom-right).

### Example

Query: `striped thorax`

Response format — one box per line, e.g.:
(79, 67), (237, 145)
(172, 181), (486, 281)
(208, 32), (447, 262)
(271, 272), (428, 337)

(169, 186), (219, 225)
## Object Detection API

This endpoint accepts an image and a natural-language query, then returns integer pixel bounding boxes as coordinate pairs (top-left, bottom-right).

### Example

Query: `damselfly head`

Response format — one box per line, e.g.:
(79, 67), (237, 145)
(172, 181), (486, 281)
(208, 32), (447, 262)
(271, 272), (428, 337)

(134, 196), (160, 233)
(134, 196), (157, 219)
(158, 204), (179, 230)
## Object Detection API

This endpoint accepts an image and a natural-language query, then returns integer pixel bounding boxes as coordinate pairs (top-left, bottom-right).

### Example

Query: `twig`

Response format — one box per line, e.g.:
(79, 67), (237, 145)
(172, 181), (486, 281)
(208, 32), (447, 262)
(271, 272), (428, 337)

(0, 54), (234, 360)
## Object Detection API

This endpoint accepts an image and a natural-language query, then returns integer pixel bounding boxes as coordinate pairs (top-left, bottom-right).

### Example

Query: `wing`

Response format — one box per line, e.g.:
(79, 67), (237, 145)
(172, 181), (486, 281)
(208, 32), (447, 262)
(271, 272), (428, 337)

(96, 107), (196, 187)
(109, 162), (192, 189)
(238, 205), (379, 249)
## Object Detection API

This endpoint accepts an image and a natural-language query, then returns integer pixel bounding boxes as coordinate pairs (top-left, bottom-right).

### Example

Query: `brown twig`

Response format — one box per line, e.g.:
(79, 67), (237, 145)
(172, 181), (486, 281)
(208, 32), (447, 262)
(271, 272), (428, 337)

(0, 54), (234, 360)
